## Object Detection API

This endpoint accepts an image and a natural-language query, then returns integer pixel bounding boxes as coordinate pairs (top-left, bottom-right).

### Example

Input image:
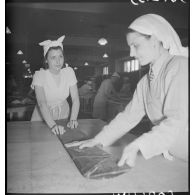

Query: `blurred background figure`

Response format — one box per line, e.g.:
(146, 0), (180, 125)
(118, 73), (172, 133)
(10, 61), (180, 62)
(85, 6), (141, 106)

(120, 76), (132, 97)
(78, 78), (97, 118)
(7, 74), (19, 96)
(92, 72), (120, 121)
(78, 79), (93, 96)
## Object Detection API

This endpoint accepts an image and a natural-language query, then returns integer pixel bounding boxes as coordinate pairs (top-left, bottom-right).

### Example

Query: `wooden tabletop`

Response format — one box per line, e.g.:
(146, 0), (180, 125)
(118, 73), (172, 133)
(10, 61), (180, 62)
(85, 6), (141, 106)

(7, 119), (188, 193)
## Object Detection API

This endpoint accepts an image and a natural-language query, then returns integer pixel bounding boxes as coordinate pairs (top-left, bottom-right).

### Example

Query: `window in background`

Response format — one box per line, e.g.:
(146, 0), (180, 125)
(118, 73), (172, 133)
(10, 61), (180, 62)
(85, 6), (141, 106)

(124, 61), (131, 72)
(134, 60), (139, 71)
(103, 66), (109, 75)
(131, 60), (135, 71)
(124, 59), (139, 72)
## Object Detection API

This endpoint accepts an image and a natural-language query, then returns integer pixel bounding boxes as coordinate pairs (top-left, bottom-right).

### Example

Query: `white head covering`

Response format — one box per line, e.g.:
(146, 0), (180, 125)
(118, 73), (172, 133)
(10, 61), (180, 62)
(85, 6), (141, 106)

(112, 72), (120, 78)
(39, 35), (65, 57)
(128, 14), (188, 57)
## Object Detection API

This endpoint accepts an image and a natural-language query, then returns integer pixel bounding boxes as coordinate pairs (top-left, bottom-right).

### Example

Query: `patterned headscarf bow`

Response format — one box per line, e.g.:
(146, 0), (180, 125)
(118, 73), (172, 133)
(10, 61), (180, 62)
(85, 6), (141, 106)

(39, 35), (65, 57)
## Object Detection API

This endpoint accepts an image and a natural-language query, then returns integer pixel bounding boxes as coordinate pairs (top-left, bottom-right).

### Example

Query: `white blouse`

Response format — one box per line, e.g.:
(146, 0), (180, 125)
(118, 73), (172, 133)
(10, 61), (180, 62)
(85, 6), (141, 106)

(31, 67), (77, 121)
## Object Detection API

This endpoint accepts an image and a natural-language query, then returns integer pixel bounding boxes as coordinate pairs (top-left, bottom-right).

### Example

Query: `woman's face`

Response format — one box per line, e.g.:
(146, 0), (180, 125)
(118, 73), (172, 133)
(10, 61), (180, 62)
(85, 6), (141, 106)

(46, 48), (64, 73)
(126, 32), (156, 66)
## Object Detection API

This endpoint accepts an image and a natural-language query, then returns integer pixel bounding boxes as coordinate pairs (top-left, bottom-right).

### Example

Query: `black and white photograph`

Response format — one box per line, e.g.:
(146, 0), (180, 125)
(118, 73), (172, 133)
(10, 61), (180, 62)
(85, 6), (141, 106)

(6, 0), (190, 194)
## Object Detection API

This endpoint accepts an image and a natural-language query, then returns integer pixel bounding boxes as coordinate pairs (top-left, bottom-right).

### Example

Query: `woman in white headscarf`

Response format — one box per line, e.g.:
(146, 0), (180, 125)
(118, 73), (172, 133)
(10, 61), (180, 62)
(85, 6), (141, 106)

(31, 35), (80, 135)
(66, 14), (188, 167)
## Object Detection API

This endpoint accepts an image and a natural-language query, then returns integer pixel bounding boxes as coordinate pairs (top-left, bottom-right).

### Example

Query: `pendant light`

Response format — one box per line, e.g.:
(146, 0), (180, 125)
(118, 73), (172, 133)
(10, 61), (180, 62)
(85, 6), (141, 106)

(97, 25), (108, 46)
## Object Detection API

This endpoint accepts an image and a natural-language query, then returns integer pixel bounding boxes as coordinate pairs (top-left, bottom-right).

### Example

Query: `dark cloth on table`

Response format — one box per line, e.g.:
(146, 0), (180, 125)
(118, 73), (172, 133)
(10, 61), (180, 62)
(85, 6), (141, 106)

(57, 122), (130, 179)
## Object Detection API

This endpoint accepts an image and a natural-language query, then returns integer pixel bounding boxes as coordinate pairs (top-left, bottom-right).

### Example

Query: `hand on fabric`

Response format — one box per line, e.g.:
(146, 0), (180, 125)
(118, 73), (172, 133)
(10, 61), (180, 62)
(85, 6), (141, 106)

(67, 120), (78, 129)
(51, 124), (66, 135)
(118, 142), (139, 167)
(65, 138), (101, 149)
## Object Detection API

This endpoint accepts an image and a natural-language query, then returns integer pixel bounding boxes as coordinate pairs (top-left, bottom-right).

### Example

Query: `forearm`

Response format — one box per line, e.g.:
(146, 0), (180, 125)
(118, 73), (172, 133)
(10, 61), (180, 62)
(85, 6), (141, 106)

(70, 97), (80, 120)
(38, 103), (56, 128)
(94, 98), (145, 146)
(94, 112), (144, 147)
(95, 82), (146, 147)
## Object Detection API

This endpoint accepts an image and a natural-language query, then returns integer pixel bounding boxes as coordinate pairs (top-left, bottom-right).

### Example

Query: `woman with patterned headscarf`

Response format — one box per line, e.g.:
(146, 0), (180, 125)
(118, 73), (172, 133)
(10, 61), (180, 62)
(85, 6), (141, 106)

(31, 35), (80, 135)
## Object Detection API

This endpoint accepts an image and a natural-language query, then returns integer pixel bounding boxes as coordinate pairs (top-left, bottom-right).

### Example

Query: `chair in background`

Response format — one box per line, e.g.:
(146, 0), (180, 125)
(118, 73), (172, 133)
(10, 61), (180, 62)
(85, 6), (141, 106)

(79, 94), (95, 119)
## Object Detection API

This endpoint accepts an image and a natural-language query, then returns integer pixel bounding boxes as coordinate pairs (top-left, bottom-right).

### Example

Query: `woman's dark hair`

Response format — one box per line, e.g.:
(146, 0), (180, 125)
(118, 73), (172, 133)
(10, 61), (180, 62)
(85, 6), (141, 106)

(43, 46), (65, 69)
(126, 28), (151, 39)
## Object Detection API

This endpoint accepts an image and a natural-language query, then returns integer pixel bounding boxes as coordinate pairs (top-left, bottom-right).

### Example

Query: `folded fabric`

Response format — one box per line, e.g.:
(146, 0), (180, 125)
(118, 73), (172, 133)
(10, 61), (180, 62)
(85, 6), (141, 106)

(57, 128), (87, 144)
(65, 145), (130, 179)
(57, 124), (130, 179)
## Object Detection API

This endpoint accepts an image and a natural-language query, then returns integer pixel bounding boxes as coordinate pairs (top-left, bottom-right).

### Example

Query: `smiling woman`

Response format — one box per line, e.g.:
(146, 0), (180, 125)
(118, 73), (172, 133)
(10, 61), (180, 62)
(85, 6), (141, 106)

(31, 35), (80, 135)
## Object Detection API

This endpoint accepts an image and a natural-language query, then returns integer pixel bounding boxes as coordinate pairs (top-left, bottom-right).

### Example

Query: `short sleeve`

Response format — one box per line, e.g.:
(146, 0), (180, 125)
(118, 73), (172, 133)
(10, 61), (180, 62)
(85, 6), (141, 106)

(31, 70), (44, 89)
(65, 67), (77, 86)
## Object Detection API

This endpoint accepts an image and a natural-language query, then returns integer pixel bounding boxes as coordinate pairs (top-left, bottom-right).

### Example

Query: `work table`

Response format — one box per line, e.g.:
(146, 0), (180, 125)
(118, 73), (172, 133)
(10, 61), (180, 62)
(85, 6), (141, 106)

(7, 119), (188, 193)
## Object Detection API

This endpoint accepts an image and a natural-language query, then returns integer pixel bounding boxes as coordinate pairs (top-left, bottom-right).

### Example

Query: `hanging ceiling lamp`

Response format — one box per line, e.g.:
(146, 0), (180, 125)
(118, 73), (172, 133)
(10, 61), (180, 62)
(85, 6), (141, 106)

(103, 53), (108, 58)
(84, 62), (89, 66)
(98, 38), (108, 46)
(97, 25), (108, 46)
(6, 26), (11, 34)
(17, 50), (23, 55)
(22, 60), (27, 64)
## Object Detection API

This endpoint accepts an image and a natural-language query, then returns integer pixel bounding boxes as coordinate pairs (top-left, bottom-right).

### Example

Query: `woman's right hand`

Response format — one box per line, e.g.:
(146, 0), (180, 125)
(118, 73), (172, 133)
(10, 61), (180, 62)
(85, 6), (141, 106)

(65, 138), (101, 149)
(51, 124), (66, 135)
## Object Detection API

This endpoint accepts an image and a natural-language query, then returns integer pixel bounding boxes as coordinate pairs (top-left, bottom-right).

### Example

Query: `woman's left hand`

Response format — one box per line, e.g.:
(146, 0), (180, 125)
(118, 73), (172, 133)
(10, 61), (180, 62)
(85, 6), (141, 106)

(67, 120), (78, 129)
(117, 141), (139, 167)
